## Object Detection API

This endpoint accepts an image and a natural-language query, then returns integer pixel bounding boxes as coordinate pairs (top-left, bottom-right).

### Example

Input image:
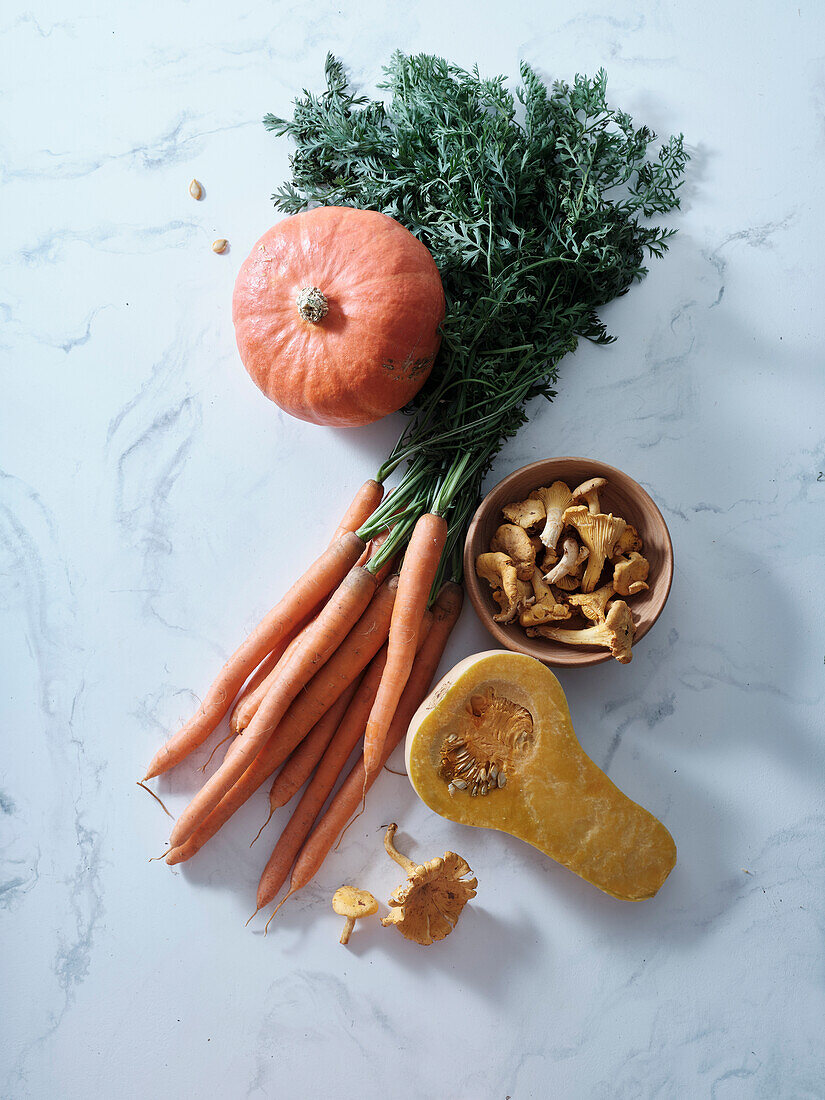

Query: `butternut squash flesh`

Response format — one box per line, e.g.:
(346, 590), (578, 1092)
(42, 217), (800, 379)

(405, 651), (676, 901)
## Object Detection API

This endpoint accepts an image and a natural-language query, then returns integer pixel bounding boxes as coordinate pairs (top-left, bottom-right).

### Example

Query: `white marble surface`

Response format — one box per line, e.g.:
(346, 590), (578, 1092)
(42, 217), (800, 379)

(2, 2), (824, 1097)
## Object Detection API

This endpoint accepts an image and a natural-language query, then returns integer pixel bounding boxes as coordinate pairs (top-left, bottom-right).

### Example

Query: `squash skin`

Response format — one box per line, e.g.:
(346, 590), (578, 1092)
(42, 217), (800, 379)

(232, 206), (445, 427)
(405, 651), (676, 901)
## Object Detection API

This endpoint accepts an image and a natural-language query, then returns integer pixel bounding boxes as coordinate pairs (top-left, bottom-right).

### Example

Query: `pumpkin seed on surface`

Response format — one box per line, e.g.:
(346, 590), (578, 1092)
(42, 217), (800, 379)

(212, 238), (229, 254)
(189, 178), (204, 200)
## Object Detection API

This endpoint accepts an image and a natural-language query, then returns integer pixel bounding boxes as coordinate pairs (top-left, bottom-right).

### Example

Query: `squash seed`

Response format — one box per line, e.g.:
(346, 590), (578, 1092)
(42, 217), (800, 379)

(189, 178), (203, 200)
(212, 238), (228, 254)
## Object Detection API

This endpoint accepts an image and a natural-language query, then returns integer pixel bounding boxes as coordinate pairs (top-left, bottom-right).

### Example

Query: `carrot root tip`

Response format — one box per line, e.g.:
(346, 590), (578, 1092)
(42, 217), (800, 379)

(263, 889), (294, 935)
(136, 781), (174, 820)
(250, 811), (274, 848)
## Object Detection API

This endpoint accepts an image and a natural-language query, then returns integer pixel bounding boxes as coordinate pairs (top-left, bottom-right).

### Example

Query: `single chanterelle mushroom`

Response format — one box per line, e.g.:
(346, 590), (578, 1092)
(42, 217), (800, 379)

(476, 552), (533, 624)
(563, 505), (627, 593)
(332, 886), (378, 945)
(612, 551), (650, 596)
(380, 824), (477, 945)
(613, 524), (643, 558)
(519, 568), (571, 628)
(566, 583), (615, 623)
(571, 476), (607, 515)
(544, 536), (589, 586)
(490, 523), (536, 581)
(501, 497), (546, 531)
(537, 600), (635, 664)
(528, 482), (573, 551)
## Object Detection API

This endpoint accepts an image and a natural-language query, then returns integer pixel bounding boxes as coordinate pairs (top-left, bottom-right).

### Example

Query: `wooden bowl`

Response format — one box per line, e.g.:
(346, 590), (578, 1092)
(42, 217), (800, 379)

(463, 457), (673, 668)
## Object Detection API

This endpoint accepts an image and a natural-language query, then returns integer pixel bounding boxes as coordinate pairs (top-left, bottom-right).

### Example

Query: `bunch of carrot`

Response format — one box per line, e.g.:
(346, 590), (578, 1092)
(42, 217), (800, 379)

(143, 479), (462, 921)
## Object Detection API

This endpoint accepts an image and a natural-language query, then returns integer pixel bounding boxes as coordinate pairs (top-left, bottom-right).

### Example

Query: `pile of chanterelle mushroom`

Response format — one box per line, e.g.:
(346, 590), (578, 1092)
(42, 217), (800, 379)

(475, 476), (650, 664)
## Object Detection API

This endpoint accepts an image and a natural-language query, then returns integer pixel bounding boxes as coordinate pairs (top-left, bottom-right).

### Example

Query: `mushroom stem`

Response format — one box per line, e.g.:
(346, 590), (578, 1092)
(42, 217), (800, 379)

(384, 823), (417, 874)
(340, 916), (356, 945)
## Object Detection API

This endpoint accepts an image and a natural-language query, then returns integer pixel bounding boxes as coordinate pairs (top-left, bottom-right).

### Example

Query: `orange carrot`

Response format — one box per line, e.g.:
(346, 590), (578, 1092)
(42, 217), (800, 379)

(143, 531), (365, 780)
(265, 583), (462, 920)
(256, 612), (434, 910)
(230, 617), (315, 735)
(228, 486), (383, 736)
(362, 513), (447, 783)
(228, 633), (298, 735)
(165, 575), (398, 858)
(330, 479), (384, 544)
(168, 564), (380, 849)
(248, 677), (361, 848)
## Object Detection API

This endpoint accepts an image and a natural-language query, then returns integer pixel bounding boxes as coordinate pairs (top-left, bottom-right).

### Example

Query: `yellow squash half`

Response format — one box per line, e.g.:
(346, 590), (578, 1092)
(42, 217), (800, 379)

(405, 651), (676, 901)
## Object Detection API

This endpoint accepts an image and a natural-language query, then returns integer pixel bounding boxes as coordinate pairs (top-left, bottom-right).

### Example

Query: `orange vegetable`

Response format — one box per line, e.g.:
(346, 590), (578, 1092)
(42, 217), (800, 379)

(232, 207), (445, 426)
(143, 532), (364, 780)
(165, 577), (398, 862)
(265, 582), (462, 922)
(256, 612), (434, 911)
(168, 564), (379, 848)
(362, 513), (447, 783)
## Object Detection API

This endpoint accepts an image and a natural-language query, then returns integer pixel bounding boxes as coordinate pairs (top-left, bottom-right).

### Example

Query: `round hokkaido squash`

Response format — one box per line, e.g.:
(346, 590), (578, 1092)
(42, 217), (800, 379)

(232, 206), (445, 427)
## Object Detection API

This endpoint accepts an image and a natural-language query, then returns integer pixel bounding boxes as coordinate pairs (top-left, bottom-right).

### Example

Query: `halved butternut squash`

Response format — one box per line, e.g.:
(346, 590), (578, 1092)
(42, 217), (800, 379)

(405, 650), (676, 901)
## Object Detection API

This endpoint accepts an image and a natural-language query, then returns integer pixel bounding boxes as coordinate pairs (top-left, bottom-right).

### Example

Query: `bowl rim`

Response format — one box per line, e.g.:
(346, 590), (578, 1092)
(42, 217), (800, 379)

(462, 456), (674, 668)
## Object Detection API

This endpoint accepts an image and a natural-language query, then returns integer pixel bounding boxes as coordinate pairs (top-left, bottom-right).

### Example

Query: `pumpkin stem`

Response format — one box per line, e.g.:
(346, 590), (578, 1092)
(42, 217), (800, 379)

(296, 286), (329, 323)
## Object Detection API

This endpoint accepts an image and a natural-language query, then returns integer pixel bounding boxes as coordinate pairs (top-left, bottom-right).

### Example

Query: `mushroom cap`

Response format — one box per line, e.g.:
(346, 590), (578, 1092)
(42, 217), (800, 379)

(490, 523), (536, 581)
(501, 498), (546, 531)
(603, 600), (635, 663)
(612, 552), (650, 596)
(614, 524), (643, 557)
(332, 885), (378, 919)
(381, 852), (477, 945)
(571, 476), (607, 499)
(567, 583), (615, 623)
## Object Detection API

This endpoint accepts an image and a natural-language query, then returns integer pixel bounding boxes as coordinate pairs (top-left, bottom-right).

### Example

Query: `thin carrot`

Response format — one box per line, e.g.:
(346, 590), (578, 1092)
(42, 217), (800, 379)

(248, 676), (361, 847)
(265, 582), (462, 923)
(268, 607), (433, 813)
(362, 513), (447, 784)
(165, 574), (398, 857)
(230, 619), (314, 735)
(143, 531), (365, 780)
(330, 479), (384, 544)
(228, 634), (297, 735)
(168, 564), (380, 849)
(256, 612), (434, 910)
(229, 487), (384, 736)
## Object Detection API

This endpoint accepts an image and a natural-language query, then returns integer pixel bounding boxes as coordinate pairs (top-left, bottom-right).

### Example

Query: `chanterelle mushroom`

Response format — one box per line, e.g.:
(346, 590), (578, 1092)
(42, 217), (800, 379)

(536, 600), (636, 664)
(563, 506), (627, 593)
(612, 552), (650, 596)
(571, 476), (607, 515)
(613, 524), (643, 558)
(501, 497), (546, 531)
(490, 523), (536, 581)
(529, 482), (573, 551)
(544, 536), (589, 586)
(476, 552), (533, 624)
(567, 583), (615, 623)
(380, 824), (477, 945)
(519, 568), (571, 627)
(332, 886), (378, 945)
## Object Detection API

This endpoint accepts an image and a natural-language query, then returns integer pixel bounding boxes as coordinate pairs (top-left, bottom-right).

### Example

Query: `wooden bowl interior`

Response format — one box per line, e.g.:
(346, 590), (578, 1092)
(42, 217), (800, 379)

(463, 458), (673, 668)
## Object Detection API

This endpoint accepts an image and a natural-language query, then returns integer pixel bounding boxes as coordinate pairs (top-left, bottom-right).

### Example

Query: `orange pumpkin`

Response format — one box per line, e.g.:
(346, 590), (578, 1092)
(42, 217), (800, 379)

(232, 206), (445, 427)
